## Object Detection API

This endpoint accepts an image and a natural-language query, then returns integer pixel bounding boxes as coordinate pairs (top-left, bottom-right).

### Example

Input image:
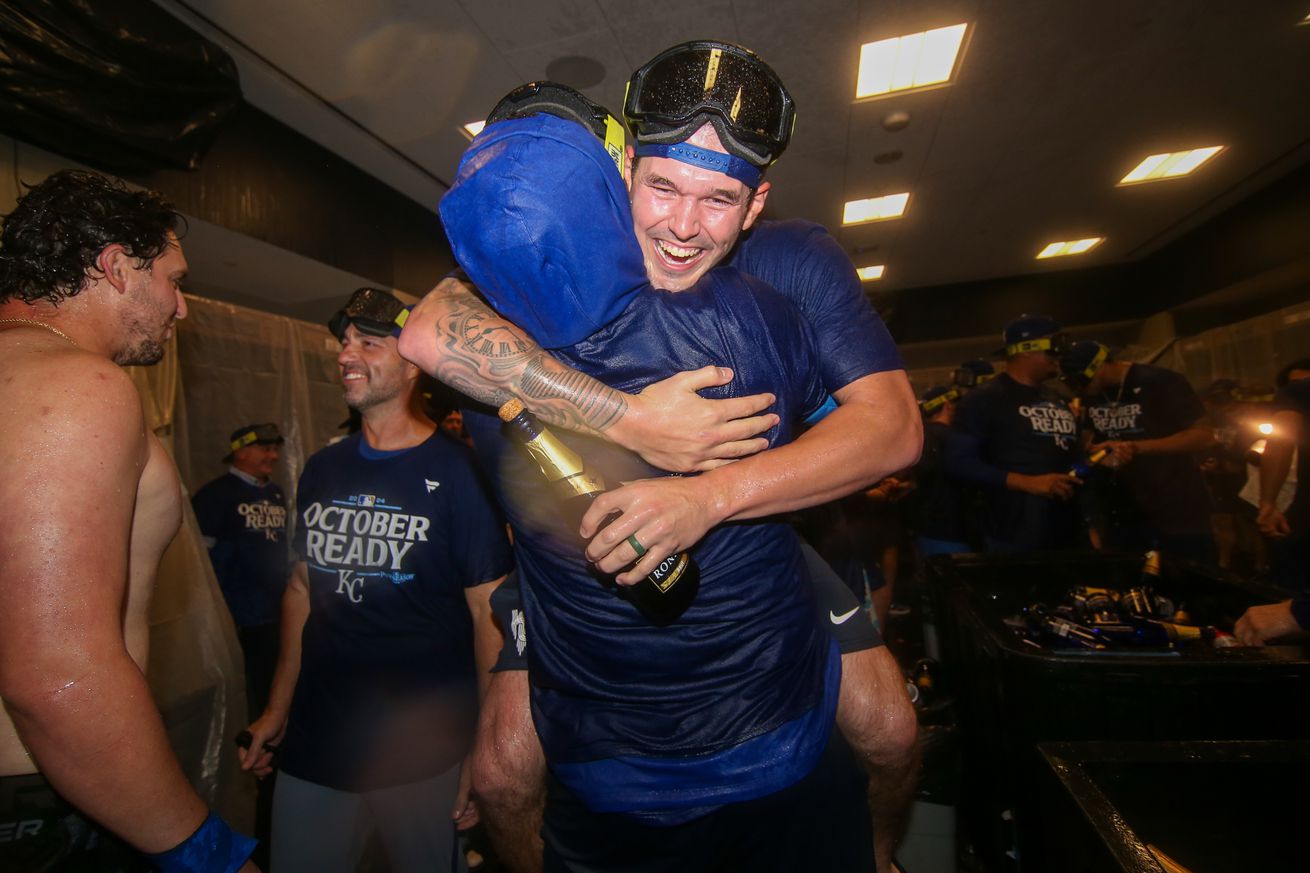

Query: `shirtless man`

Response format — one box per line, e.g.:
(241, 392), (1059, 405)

(0, 170), (257, 872)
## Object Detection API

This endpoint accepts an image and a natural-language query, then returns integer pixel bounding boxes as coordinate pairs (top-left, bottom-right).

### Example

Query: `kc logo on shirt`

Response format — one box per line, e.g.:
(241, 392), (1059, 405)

(1018, 402), (1077, 449)
(238, 500), (287, 542)
(1088, 402), (1143, 439)
(301, 496), (430, 601)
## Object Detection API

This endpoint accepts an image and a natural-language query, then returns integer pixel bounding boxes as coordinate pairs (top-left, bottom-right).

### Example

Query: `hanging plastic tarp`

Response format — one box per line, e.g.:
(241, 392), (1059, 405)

(0, 0), (240, 172)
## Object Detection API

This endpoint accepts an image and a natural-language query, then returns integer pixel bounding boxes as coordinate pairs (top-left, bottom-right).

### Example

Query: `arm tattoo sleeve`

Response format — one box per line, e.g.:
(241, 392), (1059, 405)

(428, 278), (628, 435)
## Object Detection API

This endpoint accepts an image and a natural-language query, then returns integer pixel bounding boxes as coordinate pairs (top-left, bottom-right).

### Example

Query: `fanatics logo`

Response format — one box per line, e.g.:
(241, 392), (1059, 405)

(425, 479), (440, 493)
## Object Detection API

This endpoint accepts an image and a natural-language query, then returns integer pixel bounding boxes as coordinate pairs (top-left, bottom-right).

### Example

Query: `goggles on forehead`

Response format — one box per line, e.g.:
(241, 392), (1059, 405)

(486, 81), (627, 178)
(624, 40), (796, 170)
(1005, 332), (1070, 358)
(230, 423), (282, 454)
(328, 287), (410, 340)
(952, 368), (996, 389)
(920, 388), (961, 414)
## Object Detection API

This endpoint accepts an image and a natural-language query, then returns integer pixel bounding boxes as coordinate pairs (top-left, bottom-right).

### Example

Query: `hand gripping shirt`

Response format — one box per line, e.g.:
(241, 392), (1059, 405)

(285, 432), (513, 792)
(191, 472), (290, 628)
(1084, 364), (1213, 538)
(446, 114), (838, 823)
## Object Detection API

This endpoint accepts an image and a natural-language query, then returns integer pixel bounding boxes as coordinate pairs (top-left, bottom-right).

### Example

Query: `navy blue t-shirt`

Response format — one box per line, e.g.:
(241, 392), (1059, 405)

(948, 373), (1081, 550)
(192, 472), (290, 628)
(730, 219), (903, 392)
(1084, 364), (1213, 538)
(465, 267), (837, 822)
(904, 421), (969, 542)
(284, 432), (514, 792)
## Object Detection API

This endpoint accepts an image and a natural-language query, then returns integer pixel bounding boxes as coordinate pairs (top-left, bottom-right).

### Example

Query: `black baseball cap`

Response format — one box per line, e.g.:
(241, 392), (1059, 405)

(223, 422), (283, 462)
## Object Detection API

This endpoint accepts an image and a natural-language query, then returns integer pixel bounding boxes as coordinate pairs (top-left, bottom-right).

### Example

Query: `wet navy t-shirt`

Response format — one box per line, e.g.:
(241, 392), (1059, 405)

(284, 432), (513, 792)
(948, 373), (1081, 549)
(465, 268), (837, 822)
(731, 219), (903, 392)
(192, 472), (289, 628)
(1084, 364), (1213, 538)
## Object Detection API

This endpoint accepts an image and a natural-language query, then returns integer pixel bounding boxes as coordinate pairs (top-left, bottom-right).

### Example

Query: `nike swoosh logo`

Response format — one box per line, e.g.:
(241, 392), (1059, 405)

(830, 607), (860, 625)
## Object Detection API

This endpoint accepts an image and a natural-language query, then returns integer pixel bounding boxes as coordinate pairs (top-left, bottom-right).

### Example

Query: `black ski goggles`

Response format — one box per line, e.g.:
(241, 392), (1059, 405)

(624, 40), (796, 169)
(486, 81), (627, 177)
(328, 287), (410, 340)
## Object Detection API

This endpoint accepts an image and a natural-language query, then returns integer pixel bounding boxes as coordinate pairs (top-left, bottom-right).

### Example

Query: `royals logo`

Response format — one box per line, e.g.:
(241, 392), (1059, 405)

(238, 500), (287, 542)
(1018, 402), (1078, 449)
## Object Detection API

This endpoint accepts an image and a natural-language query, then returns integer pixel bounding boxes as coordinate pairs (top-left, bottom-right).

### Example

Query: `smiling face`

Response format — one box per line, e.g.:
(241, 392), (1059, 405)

(115, 231), (188, 366)
(627, 124), (769, 291)
(232, 442), (280, 481)
(337, 323), (415, 413)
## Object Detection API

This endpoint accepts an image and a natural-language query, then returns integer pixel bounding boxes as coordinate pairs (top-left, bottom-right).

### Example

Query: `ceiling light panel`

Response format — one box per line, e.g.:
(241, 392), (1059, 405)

(857, 265), (886, 281)
(856, 24), (968, 99)
(1119, 146), (1224, 184)
(461, 120), (486, 139)
(1036, 237), (1104, 259)
(843, 193), (910, 225)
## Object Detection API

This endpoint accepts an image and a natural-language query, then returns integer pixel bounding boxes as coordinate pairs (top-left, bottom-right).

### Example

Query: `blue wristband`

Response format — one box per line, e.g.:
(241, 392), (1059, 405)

(148, 811), (257, 873)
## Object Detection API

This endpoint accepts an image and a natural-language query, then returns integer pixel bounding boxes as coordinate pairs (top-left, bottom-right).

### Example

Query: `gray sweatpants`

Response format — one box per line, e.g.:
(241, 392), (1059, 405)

(270, 766), (466, 873)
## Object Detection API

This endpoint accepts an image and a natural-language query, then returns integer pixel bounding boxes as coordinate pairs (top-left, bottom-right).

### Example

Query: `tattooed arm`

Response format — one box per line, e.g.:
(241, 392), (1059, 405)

(398, 276), (777, 472)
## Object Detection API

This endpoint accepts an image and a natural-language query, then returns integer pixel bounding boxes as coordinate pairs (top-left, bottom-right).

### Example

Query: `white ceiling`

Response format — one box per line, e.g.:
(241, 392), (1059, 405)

(156, 0), (1310, 298)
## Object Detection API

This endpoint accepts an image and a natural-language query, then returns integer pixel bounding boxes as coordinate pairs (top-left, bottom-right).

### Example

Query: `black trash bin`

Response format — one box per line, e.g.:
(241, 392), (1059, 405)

(1034, 740), (1310, 873)
(924, 552), (1310, 872)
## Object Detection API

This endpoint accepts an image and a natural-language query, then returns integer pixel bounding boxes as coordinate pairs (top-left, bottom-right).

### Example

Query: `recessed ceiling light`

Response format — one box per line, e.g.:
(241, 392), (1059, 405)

(857, 265), (886, 281)
(1036, 237), (1104, 259)
(1300, 11), (1310, 25)
(1119, 146), (1224, 185)
(461, 120), (486, 139)
(843, 193), (910, 225)
(856, 23), (968, 99)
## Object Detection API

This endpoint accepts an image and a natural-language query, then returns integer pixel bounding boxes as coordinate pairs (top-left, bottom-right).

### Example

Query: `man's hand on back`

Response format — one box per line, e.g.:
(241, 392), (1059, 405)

(608, 366), (778, 473)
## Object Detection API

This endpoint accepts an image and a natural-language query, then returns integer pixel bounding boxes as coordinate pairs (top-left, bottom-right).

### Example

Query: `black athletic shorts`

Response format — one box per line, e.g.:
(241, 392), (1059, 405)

(489, 544), (881, 673)
(542, 727), (873, 872)
(0, 772), (149, 872)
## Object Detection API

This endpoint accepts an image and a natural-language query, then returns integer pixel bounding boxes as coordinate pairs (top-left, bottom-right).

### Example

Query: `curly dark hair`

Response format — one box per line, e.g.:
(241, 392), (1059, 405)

(0, 170), (183, 305)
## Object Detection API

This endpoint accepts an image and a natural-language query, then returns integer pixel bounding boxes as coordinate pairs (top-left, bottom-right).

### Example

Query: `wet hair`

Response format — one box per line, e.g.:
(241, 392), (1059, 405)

(0, 170), (183, 305)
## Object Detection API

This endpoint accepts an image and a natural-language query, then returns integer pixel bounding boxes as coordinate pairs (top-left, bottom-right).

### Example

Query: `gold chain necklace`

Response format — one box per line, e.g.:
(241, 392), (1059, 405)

(0, 317), (79, 347)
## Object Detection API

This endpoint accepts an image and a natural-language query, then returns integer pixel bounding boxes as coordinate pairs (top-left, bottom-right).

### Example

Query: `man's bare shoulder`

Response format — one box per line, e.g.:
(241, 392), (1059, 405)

(0, 342), (145, 466)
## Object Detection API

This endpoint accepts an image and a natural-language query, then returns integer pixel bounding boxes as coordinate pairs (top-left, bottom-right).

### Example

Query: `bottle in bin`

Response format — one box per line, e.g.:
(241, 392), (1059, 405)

(498, 398), (699, 625)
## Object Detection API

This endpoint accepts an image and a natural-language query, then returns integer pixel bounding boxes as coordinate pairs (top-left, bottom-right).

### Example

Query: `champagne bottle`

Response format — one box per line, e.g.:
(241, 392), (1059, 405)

(1067, 446), (1111, 479)
(498, 399), (699, 625)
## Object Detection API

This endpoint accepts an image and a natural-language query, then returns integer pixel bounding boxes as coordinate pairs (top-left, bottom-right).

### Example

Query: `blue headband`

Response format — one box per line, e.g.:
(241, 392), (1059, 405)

(633, 142), (763, 188)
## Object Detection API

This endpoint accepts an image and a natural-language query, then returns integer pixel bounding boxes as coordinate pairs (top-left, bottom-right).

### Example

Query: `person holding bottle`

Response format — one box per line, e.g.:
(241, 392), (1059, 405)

(1058, 341), (1216, 563)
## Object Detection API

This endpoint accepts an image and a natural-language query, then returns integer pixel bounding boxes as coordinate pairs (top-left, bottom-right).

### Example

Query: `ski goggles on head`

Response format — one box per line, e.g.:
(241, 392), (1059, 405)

(1004, 332), (1070, 358)
(920, 387), (961, 414)
(1059, 342), (1109, 390)
(328, 287), (410, 340)
(486, 81), (628, 178)
(952, 366), (995, 389)
(624, 40), (796, 170)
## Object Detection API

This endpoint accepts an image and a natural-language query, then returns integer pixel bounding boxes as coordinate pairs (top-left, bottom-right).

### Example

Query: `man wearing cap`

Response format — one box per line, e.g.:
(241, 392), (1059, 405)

(1058, 342), (1216, 562)
(403, 59), (916, 870)
(904, 387), (971, 556)
(0, 170), (258, 871)
(239, 288), (512, 873)
(952, 358), (996, 394)
(946, 315), (1084, 551)
(193, 423), (290, 717)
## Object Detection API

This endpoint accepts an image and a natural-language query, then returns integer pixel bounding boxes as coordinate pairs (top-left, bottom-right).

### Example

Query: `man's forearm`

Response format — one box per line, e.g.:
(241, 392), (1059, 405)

(699, 371), (921, 522)
(1134, 423), (1215, 456)
(6, 653), (208, 853)
(398, 277), (628, 436)
(264, 573), (310, 718)
(1260, 411), (1300, 506)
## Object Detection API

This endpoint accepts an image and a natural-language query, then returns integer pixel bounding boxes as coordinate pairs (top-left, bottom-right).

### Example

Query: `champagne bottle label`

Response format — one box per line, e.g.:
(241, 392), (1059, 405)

(520, 429), (607, 498)
(648, 552), (689, 593)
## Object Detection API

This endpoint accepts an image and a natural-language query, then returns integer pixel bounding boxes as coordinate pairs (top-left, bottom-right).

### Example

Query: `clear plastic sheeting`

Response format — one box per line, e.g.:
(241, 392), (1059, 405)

(126, 294), (347, 831)
(1159, 298), (1310, 388)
